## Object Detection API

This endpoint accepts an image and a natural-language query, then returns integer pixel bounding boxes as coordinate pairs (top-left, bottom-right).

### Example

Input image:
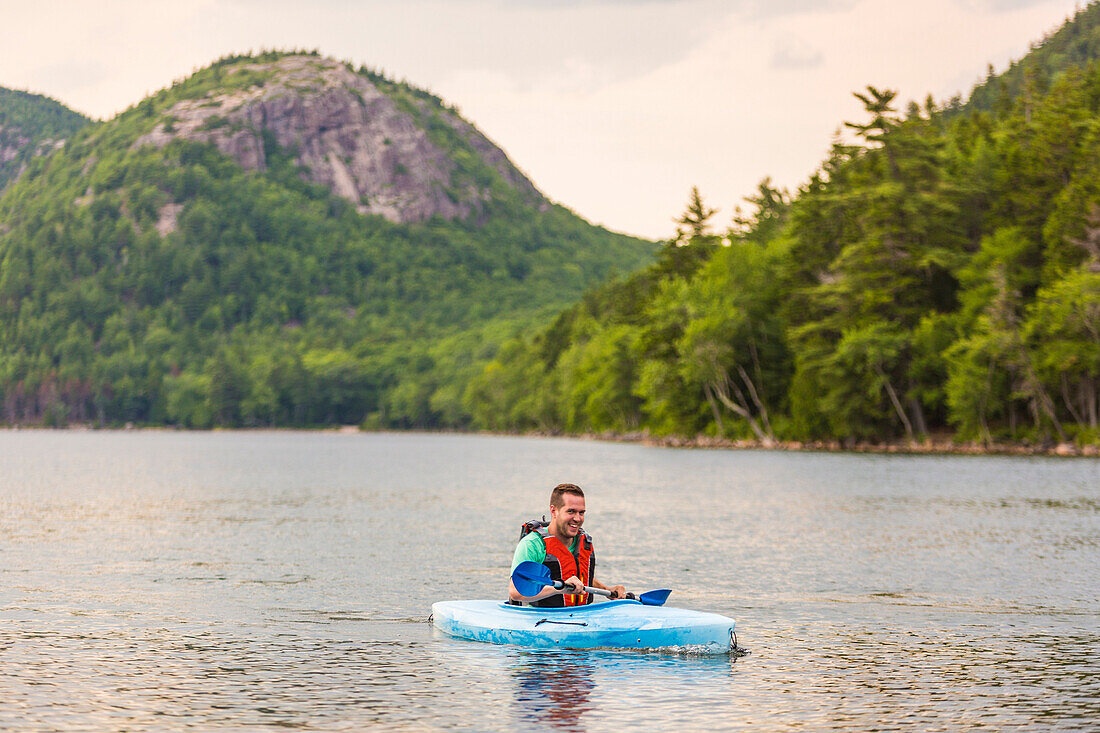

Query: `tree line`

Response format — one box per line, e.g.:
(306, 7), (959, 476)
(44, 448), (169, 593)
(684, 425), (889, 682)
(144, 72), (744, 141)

(4, 18), (1100, 446)
(0, 69), (651, 429)
(467, 67), (1100, 447)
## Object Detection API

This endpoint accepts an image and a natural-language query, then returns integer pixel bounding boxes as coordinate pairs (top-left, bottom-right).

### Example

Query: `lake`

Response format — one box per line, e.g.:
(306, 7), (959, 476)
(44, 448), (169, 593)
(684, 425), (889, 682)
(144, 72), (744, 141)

(1, 430), (1097, 730)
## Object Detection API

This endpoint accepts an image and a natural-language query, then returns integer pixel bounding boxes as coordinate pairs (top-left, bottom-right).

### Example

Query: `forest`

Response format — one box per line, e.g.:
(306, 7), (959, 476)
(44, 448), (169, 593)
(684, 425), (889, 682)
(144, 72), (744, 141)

(0, 87), (89, 189)
(466, 8), (1100, 448)
(0, 54), (652, 428)
(2, 10), (1100, 450)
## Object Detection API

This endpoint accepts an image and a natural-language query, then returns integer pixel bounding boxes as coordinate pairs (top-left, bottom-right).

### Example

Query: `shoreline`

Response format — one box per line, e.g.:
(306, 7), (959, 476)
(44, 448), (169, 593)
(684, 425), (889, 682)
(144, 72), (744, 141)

(2, 423), (1098, 457)
(566, 431), (1100, 457)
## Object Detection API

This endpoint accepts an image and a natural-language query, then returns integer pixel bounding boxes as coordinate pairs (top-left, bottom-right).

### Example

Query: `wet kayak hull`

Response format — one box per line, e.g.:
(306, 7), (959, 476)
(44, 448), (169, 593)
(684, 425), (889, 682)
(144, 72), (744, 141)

(431, 599), (735, 651)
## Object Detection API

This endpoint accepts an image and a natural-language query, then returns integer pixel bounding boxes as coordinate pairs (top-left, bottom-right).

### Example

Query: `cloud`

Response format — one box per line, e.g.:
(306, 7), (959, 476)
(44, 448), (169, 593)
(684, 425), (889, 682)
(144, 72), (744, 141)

(508, 0), (850, 11)
(511, 0), (705, 4)
(0, 0), (1085, 237)
(955, 0), (1066, 11)
(771, 36), (825, 69)
(205, 0), (740, 98)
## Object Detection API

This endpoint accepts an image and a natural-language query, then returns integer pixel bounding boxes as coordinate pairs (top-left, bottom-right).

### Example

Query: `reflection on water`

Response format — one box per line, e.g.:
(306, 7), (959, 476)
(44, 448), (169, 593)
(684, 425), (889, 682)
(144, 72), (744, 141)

(512, 652), (596, 731)
(1, 431), (1098, 730)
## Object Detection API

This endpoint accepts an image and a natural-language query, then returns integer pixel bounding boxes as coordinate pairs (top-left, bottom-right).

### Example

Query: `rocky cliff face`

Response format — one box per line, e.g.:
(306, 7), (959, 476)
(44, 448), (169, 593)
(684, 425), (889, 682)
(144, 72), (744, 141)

(0, 124), (30, 166)
(0, 123), (68, 190)
(133, 56), (546, 224)
(0, 87), (88, 190)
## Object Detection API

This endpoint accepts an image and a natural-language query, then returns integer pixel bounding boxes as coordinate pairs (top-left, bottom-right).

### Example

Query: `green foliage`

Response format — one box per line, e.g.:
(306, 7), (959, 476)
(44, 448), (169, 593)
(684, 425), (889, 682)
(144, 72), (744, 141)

(0, 86), (90, 189)
(7, 13), (1100, 447)
(467, 9), (1100, 446)
(0, 87), (88, 140)
(0, 56), (654, 428)
(966, 3), (1100, 117)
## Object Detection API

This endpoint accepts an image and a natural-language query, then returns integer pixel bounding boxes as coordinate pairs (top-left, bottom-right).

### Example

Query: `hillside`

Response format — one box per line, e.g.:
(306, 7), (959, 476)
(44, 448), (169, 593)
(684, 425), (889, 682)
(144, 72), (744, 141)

(468, 8), (1100, 449)
(0, 87), (89, 190)
(128, 53), (545, 224)
(965, 2), (1100, 115)
(0, 52), (654, 428)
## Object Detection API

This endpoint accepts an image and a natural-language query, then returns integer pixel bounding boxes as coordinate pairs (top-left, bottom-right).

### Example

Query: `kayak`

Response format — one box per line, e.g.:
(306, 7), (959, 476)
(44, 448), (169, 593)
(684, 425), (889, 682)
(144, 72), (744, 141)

(431, 599), (736, 652)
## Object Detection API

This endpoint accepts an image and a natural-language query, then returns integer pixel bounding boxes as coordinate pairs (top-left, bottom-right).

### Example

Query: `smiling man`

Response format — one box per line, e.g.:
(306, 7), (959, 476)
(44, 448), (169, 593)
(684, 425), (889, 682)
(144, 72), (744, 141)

(508, 483), (626, 606)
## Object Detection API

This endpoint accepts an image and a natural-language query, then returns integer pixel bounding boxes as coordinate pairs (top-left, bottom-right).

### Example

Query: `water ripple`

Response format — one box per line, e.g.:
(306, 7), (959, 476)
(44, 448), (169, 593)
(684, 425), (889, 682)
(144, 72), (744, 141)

(1, 431), (1097, 730)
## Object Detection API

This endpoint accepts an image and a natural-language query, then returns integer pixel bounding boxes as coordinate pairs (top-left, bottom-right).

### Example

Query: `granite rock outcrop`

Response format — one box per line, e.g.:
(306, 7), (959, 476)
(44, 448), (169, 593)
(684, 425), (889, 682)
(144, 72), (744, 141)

(133, 56), (546, 224)
(0, 124), (66, 190)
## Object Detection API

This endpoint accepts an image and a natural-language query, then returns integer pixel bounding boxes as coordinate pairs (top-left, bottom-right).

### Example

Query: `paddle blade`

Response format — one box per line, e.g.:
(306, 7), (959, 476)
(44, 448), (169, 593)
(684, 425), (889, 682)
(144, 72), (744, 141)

(512, 561), (553, 598)
(637, 589), (672, 606)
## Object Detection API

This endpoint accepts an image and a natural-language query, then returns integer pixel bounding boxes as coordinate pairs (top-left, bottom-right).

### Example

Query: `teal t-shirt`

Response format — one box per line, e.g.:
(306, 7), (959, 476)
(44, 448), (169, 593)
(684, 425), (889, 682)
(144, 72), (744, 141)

(510, 531), (579, 571)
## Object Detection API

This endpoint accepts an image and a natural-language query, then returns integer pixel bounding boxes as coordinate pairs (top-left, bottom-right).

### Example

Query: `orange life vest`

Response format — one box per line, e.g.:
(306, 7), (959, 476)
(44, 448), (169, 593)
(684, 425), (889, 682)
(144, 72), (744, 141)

(520, 518), (596, 608)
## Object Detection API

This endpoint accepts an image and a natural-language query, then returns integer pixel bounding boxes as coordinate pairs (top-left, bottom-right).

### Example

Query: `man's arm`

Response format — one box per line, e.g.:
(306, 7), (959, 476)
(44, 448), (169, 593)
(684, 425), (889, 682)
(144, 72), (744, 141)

(508, 534), (585, 602)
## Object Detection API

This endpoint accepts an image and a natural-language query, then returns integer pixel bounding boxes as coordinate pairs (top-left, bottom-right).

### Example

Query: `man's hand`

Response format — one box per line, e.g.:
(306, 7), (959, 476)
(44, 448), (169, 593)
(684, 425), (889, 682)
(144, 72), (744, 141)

(608, 585), (627, 600)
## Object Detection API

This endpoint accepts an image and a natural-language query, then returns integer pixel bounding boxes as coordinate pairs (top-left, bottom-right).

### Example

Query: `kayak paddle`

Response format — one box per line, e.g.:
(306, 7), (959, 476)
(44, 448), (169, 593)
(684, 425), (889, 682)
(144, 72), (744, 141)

(511, 561), (672, 606)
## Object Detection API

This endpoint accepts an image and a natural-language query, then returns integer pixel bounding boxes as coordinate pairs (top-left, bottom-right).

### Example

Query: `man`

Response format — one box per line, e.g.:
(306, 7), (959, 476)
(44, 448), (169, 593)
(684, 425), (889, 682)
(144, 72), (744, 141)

(508, 483), (626, 606)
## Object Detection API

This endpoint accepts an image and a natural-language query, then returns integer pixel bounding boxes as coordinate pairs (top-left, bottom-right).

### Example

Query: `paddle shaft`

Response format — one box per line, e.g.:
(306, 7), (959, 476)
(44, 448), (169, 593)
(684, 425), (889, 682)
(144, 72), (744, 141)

(511, 561), (668, 605)
(551, 580), (632, 600)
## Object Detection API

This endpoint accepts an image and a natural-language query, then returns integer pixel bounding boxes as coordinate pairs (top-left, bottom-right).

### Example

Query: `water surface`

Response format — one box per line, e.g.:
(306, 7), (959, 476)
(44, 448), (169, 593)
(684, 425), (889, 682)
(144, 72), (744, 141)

(1, 431), (1097, 730)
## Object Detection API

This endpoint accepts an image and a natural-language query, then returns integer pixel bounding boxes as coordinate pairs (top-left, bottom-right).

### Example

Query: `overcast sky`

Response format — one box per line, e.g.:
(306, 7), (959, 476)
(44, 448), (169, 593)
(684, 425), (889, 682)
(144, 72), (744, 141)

(0, 0), (1087, 238)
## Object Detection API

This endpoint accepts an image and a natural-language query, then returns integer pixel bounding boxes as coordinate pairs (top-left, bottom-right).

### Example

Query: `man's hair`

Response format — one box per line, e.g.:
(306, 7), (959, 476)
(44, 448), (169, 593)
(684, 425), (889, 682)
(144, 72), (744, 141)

(550, 483), (585, 508)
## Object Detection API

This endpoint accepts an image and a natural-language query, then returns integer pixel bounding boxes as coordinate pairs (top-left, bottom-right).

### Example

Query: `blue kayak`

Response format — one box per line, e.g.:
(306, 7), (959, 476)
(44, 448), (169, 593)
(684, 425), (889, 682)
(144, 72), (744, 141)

(431, 599), (736, 652)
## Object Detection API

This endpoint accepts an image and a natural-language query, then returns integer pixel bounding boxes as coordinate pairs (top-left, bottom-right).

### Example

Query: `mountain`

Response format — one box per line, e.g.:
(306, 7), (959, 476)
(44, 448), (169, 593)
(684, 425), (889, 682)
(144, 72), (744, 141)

(965, 2), (1100, 115)
(130, 53), (545, 224)
(0, 87), (90, 190)
(0, 51), (654, 428)
(466, 8), (1100, 450)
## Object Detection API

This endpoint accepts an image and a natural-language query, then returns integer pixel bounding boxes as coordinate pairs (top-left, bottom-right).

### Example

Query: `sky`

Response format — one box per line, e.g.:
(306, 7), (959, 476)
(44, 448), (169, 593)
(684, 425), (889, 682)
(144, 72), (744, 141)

(0, 0), (1088, 239)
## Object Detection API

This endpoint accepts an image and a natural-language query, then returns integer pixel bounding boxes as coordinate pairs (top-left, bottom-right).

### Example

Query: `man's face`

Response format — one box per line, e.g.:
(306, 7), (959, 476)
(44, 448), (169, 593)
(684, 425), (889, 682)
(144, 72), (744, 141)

(550, 493), (586, 539)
